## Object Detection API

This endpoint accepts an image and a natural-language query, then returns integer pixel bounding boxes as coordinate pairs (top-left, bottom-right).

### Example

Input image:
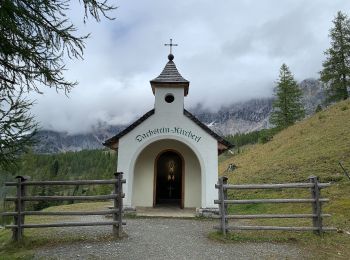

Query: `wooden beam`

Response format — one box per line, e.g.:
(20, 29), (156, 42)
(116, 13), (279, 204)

(5, 179), (126, 186)
(215, 183), (331, 190)
(214, 225), (337, 231)
(214, 198), (329, 204)
(5, 221), (127, 229)
(214, 214), (332, 219)
(2, 210), (122, 216)
(5, 194), (124, 201)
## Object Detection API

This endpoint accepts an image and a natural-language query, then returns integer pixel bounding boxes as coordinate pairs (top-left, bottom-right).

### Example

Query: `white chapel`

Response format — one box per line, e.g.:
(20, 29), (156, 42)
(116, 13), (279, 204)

(104, 43), (232, 212)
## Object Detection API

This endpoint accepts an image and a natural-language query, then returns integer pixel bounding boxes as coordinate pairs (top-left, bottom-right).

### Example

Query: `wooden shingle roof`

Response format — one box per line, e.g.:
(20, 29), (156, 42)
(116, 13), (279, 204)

(150, 60), (189, 84)
(150, 59), (190, 96)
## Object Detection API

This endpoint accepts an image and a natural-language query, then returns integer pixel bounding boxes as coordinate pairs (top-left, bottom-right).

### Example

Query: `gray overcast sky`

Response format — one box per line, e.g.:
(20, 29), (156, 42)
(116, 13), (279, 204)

(30, 0), (350, 134)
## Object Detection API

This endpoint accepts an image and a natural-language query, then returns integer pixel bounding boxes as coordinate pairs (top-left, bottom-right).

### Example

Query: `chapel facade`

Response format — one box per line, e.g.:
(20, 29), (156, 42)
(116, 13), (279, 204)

(104, 50), (232, 211)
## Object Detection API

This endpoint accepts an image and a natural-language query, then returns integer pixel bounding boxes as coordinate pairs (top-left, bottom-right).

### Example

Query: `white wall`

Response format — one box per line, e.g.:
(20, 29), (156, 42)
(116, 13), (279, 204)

(154, 87), (184, 116)
(117, 86), (219, 209)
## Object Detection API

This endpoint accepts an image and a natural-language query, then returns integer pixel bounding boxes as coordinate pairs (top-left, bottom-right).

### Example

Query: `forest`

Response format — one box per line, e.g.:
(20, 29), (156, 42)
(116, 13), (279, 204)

(0, 149), (117, 220)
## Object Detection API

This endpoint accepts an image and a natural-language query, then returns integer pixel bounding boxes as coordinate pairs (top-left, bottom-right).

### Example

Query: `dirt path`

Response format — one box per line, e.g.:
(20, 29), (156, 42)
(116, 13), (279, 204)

(34, 217), (306, 260)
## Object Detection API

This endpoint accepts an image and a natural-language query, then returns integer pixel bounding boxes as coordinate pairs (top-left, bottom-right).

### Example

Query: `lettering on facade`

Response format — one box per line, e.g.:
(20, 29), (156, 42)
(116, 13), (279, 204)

(135, 127), (202, 143)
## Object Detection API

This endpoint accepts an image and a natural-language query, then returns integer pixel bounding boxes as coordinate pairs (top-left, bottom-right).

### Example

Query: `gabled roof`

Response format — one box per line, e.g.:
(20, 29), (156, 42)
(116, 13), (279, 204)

(150, 59), (190, 96)
(103, 109), (234, 153)
(103, 109), (155, 149)
(183, 109), (234, 150)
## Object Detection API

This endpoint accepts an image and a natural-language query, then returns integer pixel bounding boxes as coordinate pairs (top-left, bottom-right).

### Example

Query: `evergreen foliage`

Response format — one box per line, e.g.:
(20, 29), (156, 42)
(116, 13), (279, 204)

(320, 11), (350, 102)
(0, 149), (117, 212)
(225, 128), (280, 148)
(315, 104), (323, 113)
(226, 131), (260, 147)
(0, 88), (38, 170)
(270, 64), (305, 129)
(257, 128), (279, 144)
(0, 0), (116, 170)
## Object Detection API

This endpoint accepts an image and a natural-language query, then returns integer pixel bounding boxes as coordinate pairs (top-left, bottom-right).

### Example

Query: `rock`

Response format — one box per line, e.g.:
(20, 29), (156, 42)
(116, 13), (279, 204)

(196, 207), (219, 218)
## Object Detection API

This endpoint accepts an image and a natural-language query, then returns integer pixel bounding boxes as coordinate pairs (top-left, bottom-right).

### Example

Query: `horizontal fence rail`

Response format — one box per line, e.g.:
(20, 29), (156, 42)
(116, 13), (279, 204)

(2, 173), (126, 241)
(214, 198), (329, 204)
(5, 221), (126, 229)
(215, 183), (331, 189)
(214, 176), (336, 236)
(2, 209), (124, 216)
(4, 194), (124, 201)
(214, 225), (337, 232)
(213, 213), (332, 219)
(4, 179), (126, 186)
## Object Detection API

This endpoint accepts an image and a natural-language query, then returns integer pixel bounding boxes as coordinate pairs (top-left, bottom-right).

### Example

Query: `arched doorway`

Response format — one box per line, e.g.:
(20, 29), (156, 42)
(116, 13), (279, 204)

(154, 150), (184, 208)
(132, 139), (201, 208)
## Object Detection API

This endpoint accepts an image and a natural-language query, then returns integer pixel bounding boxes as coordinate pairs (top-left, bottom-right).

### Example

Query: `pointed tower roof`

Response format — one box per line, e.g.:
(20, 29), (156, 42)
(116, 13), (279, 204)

(150, 54), (190, 96)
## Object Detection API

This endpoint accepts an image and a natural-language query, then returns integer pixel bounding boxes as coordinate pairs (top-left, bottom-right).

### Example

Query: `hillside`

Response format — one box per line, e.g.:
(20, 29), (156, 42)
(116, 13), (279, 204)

(220, 99), (350, 184)
(219, 99), (350, 258)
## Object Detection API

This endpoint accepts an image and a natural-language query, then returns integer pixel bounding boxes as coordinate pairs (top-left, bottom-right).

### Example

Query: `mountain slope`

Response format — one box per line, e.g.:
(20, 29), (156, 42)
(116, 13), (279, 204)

(219, 99), (350, 257)
(299, 78), (325, 115)
(189, 98), (274, 136)
(219, 100), (350, 232)
(220, 99), (350, 184)
(34, 125), (125, 154)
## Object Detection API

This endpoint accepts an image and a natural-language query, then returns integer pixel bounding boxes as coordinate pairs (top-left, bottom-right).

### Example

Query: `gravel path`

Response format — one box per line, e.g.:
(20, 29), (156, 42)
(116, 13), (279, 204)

(34, 217), (306, 260)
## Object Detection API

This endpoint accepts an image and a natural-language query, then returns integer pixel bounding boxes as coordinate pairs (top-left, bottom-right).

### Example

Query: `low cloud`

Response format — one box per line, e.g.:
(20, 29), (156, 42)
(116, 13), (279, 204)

(30, 0), (350, 133)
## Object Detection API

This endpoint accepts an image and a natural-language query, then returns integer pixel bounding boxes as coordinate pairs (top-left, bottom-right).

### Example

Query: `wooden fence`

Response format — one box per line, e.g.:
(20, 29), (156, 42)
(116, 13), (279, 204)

(215, 176), (337, 236)
(3, 172), (126, 241)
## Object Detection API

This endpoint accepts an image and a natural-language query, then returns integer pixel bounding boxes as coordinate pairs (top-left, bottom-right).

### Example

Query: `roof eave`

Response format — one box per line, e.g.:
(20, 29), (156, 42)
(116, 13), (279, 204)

(103, 109), (155, 150)
(150, 81), (189, 96)
(183, 109), (234, 151)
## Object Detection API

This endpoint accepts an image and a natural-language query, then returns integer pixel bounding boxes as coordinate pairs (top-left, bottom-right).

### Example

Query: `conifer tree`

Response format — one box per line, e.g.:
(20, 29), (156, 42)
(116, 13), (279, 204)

(0, 1), (116, 170)
(320, 11), (350, 102)
(315, 104), (323, 113)
(270, 64), (305, 129)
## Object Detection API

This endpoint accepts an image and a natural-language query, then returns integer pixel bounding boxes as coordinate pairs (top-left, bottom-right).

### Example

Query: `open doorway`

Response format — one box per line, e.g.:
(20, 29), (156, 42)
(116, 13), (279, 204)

(154, 150), (183, 208)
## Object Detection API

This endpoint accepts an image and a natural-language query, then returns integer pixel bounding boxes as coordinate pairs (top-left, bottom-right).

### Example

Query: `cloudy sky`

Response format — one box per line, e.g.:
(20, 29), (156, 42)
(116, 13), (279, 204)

(31, 0), (350, 134)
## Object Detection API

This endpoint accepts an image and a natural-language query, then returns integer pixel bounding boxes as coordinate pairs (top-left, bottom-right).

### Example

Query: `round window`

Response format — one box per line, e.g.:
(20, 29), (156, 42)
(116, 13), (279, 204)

(165, 94), (175, 103)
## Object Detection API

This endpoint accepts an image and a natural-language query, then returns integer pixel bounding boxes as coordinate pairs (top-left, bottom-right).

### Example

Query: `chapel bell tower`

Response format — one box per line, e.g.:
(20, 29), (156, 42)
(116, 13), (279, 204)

(150, 39), (189, 116)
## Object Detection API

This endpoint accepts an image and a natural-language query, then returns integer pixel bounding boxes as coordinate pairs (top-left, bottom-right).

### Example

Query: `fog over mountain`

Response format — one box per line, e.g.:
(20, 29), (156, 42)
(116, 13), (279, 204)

(190, 98), (274, 136)
(33, 79), (325, 154)
(28, 1), (350, 135)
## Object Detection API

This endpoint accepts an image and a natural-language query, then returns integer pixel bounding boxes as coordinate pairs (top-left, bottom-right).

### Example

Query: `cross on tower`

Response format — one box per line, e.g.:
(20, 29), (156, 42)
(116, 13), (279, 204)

(164, 39), (178, 55)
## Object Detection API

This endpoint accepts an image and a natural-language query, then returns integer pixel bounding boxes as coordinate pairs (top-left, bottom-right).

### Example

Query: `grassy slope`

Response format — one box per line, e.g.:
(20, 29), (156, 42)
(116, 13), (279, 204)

(221, 99), (350, 184)
(219, 99), (350, 259)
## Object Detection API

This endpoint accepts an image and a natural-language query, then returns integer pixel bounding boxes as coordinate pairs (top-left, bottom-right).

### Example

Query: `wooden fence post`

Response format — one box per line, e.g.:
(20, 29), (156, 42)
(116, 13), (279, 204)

(13, 176), (29, 241)
(218, 176), (228, 235)
(223, 177), (228, 233)
(113, 172), (123, 237)
(309, 176), (323, 235)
